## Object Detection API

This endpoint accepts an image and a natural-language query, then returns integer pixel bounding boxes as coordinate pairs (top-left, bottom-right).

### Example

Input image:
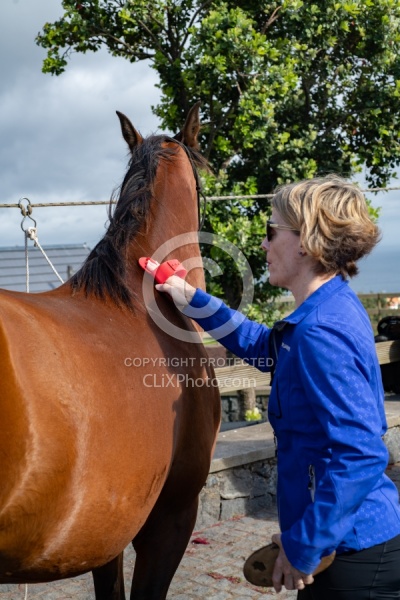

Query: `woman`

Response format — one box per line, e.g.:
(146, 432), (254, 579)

(144, 175), (400, 599)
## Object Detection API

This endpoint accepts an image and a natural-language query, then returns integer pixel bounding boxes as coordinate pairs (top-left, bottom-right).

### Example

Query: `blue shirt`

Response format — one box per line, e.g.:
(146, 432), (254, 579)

(183, 276), (400, 573)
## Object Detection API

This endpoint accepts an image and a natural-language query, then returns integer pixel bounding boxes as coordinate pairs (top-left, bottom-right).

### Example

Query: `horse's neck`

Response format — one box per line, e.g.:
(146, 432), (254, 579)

(127, 229), (205, 291)
(127, 151), (206, 291)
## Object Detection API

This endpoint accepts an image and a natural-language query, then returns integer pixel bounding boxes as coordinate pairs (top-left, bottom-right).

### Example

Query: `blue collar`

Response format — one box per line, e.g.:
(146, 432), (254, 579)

(283, 275), (349, 325)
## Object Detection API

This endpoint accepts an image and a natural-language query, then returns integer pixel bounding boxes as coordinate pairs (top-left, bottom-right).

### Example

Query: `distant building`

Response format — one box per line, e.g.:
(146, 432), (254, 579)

(0, 244), (91, 292)
(387, 297), (400, 310)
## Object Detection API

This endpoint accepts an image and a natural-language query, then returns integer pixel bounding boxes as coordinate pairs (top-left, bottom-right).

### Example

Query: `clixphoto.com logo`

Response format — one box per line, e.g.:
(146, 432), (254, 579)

(142, 373), (257, 389)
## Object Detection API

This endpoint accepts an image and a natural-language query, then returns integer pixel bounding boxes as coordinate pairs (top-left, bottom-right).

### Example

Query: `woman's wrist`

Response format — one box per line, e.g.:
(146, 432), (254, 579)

(184, 283), (196, 304)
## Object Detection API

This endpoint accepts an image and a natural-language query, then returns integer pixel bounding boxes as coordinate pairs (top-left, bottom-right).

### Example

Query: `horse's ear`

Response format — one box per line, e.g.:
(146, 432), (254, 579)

(174, 101), (201, 149)
(116, 111), (143, 153)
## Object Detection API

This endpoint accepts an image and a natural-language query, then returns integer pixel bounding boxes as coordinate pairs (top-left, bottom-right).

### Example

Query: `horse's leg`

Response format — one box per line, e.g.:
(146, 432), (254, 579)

(92, 552), (126, 600)
(130, 486), (199, 600)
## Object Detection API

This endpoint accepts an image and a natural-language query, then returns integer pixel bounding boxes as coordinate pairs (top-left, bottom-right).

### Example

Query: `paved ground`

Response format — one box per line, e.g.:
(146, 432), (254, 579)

(0, 506), (295, 600)
(1, 463), (399, 600)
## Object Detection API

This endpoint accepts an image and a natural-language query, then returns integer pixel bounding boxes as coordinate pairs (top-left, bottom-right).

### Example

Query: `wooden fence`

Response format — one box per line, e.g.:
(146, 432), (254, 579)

(214, 339), (400, 395)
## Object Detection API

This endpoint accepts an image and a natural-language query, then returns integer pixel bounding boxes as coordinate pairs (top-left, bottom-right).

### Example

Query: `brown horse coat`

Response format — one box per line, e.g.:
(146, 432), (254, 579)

(0, 104), (221, 599)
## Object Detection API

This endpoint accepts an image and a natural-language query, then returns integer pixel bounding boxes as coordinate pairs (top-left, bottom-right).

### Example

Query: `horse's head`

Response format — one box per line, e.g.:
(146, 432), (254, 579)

(114, 101), (208, 238)
(71, 103), (209, 309)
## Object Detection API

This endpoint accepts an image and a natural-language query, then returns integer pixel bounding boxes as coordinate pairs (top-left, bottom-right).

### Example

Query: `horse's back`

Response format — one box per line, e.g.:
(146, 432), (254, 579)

(0, 287), (220, 581)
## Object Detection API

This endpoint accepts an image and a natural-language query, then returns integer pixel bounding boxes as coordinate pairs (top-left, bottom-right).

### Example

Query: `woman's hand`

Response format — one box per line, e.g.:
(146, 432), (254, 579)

(271, 533), (314, 593)
(145, 259), (196, 309)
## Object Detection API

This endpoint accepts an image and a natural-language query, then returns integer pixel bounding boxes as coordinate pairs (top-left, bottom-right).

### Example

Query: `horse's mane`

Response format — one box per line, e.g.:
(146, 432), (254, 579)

(70, 135), (208, 309)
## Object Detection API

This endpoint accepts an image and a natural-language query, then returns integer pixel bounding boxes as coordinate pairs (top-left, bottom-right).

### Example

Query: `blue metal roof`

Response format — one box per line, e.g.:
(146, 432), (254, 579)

(0, 243), (91, 292)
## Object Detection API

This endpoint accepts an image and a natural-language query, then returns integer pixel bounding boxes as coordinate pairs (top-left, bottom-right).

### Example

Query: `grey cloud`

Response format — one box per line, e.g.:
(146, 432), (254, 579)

(0, 0), (160, 248)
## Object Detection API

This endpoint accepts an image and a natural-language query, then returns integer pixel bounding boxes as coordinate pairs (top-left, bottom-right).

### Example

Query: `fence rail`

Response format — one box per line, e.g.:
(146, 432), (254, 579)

(214, 339), (400, 394)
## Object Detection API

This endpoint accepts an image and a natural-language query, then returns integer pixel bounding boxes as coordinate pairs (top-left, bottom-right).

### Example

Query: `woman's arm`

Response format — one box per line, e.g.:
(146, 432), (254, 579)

(156, 273), (272, 371)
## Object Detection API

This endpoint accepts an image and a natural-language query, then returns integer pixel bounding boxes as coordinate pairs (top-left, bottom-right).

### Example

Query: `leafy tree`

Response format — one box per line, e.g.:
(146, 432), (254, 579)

(37, 1), (400, 318)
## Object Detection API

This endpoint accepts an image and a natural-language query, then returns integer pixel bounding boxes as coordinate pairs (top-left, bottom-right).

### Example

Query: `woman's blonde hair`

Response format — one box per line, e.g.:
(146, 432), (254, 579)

(272, 175), (381, 278)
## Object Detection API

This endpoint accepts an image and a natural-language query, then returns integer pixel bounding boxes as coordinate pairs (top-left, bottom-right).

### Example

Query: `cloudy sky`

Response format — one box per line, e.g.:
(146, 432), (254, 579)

(1, 0), (399, 292)
(0, 0), (161, 250)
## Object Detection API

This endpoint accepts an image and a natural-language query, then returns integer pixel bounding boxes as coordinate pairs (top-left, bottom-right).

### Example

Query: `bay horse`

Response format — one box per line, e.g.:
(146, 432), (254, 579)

(0, 103), (221, 599)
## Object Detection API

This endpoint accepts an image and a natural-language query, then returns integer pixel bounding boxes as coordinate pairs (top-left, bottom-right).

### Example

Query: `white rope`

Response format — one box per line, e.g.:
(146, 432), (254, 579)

(25, 227), (65, 285)
(24, 231), (30, 293)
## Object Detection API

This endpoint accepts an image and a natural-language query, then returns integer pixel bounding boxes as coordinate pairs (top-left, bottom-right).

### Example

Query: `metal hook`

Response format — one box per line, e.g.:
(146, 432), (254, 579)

(19, 198), (37, 231)
(18, 197), (32, 217)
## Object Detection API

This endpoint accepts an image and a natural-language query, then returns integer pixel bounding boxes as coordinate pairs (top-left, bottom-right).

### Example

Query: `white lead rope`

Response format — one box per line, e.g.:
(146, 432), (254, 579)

(24, 227), (65, 292)
(24, 229), (30, 293)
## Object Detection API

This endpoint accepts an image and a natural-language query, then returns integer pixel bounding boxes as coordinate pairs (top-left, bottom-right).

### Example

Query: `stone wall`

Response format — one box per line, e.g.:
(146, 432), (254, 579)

(221, 393), (268, 423)
(196, 457), (277, 529)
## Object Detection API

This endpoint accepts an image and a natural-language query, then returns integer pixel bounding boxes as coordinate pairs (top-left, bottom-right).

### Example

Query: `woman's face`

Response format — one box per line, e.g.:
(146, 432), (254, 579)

(260, 209), (303, 290)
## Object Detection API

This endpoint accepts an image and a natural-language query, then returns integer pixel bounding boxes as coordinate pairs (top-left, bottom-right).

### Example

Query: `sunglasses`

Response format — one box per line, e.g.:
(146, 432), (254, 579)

(266, 220), (299, 242)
